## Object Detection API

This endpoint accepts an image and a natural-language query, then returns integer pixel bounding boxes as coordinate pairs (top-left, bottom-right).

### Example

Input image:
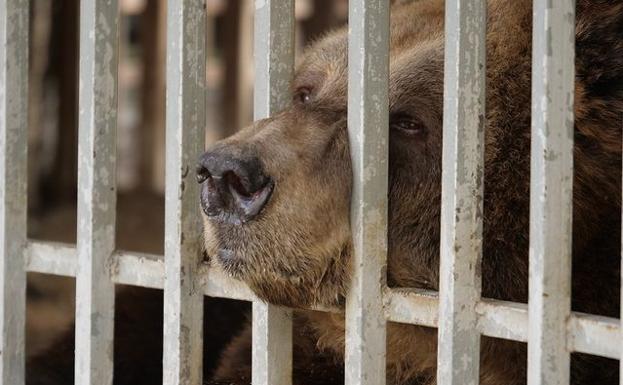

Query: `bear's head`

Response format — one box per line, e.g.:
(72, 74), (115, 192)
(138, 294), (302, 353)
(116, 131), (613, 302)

(198, 0), (623, 310)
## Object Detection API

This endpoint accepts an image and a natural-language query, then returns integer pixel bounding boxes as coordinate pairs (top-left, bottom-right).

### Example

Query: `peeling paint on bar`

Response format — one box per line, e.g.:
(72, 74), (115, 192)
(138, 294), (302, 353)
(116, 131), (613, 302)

(74, 0), (119, 384)
(252, 1), (295, 384)
(345, 1), (389, 385)
(163, 1), (206, 384)
(437, 1), (486, 384)
(528, 1), (575, 384)
(0, 1), (28, 383)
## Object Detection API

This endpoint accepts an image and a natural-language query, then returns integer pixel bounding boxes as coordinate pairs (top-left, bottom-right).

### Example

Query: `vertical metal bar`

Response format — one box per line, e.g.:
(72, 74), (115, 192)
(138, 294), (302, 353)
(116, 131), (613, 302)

(527, 1), (575, 384)
(0, 1), (28, 384)
(436, 1), (486, 384)
(253, 0), (295, 117)
(252, 1), (295, 384)
(163, 0), (206, 384)
(252, 303), (293, 385)
(74, 0), (119, 384)
(345, 1), (389, 385)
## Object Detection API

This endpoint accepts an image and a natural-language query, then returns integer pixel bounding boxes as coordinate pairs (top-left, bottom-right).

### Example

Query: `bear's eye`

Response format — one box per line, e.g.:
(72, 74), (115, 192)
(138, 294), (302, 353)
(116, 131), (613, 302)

(293, 87), (312, 104)
(390, 113), (426, 137)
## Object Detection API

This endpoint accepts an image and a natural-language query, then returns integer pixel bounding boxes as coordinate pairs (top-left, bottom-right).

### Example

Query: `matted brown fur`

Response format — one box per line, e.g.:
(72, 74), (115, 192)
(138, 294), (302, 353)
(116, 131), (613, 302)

(206, 0), (623, 384)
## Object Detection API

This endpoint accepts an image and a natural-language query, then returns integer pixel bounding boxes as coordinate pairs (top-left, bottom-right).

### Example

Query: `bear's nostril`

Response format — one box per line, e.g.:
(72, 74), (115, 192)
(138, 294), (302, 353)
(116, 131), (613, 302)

(223, 171), (251, 197)
(220, 169), (274, 221)
(229, 178), (274, 221)
(196, 164), (210, 184)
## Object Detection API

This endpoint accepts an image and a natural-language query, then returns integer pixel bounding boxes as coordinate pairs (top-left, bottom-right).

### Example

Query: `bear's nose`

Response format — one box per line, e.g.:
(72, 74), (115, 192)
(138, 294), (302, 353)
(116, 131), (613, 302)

(196, 150), (274, 224)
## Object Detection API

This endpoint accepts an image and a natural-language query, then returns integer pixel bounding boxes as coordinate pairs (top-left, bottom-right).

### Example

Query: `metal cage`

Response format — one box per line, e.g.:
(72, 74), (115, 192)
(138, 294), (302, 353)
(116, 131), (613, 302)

(1, 0), (619, 385)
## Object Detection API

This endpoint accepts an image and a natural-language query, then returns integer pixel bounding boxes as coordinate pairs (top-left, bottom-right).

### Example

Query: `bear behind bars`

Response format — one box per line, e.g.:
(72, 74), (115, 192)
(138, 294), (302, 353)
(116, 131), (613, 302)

(28, 0), (623, 384)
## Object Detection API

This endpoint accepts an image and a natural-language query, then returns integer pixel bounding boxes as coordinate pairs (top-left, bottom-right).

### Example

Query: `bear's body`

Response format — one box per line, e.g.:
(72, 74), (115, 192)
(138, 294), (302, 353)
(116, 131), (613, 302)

(205, 1), (623, 384)
(29, 1), (623, 384)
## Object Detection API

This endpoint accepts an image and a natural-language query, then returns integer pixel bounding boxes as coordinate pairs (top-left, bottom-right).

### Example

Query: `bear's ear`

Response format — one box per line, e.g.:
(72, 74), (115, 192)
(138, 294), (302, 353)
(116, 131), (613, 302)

(575, 1), (623, 98)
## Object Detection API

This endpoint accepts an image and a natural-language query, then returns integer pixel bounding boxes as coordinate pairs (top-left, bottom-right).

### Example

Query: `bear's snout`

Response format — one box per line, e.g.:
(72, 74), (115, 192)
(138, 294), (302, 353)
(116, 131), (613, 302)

(197, 148), (274, 225)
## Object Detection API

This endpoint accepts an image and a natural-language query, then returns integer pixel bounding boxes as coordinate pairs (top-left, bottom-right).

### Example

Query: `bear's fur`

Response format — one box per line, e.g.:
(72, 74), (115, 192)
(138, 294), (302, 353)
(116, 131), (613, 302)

(203, 0), (623, 384)
(28, 0), (623, 384)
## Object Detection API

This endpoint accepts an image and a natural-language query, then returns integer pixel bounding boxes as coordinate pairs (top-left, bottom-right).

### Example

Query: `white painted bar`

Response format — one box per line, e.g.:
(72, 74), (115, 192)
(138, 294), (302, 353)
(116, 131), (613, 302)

(163, 0), (206, 384)
(528, 1), (575, 384)
(252, 303), (293, 385)
(74, 0), (119, 383)
(252, 1), (295, 384)
(114, 251), (164, 289)
(384, 289), (439, 327)
(254, 0), (295, 116)
(569, 313), (619, 360)
(0, 1), (28, 383)
(437, 1), (486, 384)
(26, 241), (77, 277)
(198, 264), (259, 302)
(345, 1), (389, 385)
(476, 299), (528, 343)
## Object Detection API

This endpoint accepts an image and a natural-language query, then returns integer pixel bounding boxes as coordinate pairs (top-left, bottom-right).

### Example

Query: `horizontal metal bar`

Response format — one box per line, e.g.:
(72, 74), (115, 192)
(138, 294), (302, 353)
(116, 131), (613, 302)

(383, 287), (619, 359)
(568, 312), (620, 360)
(384, 288), (438, 327)
(25, 241), (258, 302)
(25, 241), (620, 359)
(196, 264), (258, 302)
(114, 251), (164, 289)
(476, 298), (528, 343)
(26, 241), (77, 277)
(385, 290), (529, 345)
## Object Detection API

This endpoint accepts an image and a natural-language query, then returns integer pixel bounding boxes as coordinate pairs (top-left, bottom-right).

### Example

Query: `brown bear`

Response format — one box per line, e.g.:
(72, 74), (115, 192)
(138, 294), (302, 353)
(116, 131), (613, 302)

(27, 0), (623, 384)
(199, 0), (623, 384)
